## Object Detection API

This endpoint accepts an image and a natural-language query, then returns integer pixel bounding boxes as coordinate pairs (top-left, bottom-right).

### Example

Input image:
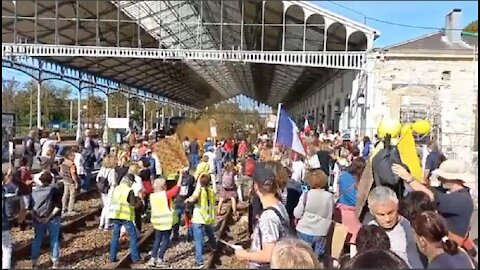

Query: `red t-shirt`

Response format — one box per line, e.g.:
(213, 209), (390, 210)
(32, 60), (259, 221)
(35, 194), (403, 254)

(17, 167), (33, 195)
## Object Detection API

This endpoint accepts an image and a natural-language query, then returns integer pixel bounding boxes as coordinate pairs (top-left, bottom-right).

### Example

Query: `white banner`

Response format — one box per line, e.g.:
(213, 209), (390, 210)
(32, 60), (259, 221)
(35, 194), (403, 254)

(106, 118), (129, 129)
(266, 114), (277, 129)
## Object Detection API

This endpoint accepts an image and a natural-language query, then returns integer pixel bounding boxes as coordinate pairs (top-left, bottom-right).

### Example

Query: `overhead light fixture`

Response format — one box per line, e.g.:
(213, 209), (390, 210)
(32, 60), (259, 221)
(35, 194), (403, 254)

(334, 104), (340, 113)
(357, 94), (366, 106)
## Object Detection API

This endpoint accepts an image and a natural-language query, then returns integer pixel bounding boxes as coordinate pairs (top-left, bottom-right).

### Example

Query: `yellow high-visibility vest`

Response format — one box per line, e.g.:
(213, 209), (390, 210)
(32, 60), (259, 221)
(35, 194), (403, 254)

(109, 183), (134, 221)
(150, 191), (178, 231)
(192, 187), (216, 225)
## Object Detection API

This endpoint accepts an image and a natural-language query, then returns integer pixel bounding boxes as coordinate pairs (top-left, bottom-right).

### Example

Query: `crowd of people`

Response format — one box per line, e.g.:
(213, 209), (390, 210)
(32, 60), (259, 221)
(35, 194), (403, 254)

(1, 126), (478, 269)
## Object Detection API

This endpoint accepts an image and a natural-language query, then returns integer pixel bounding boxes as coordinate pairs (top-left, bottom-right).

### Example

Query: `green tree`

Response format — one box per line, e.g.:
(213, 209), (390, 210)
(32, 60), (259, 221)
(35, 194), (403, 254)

(2, 78), (19, 113)
(464, 20), (478, 33)
(22, 80), (73, 125)
(108, 91), (127, 118)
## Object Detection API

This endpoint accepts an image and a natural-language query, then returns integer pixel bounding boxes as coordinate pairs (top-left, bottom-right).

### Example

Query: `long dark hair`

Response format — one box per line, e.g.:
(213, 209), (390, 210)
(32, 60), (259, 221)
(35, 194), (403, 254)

(348, 157), (367, 182)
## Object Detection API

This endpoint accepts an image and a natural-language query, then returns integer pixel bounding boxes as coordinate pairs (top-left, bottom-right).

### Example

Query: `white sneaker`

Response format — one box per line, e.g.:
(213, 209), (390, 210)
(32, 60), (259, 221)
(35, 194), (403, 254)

(147, 258), (156, 267)
(155, 259), (166, 267)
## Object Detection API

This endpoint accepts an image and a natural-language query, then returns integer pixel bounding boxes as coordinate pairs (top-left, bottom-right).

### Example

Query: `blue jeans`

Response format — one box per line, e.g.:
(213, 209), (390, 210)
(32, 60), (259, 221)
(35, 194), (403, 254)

(31, 216), (61, 264)
(192, 223), (216, 265)
(189, 154), (199, 170)
(151, 229), (171, 260)
(109, 219), (140, 263)
(79, 165), (93, 191)
(79, 174), (88, 191)
(172, 207), (192, 239)
(297, 231), (327, 257)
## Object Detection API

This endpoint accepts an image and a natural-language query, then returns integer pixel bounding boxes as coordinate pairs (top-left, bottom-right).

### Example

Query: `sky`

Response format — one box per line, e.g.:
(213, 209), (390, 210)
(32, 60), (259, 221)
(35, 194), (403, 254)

(2, 1), (479, 107)
(316, 1), (478, 47)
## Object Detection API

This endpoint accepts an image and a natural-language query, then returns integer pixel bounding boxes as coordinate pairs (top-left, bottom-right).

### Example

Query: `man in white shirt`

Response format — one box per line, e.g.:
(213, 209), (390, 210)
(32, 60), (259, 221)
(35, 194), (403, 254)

(291, 158), (306, 182)
(41, 132), (61, 158)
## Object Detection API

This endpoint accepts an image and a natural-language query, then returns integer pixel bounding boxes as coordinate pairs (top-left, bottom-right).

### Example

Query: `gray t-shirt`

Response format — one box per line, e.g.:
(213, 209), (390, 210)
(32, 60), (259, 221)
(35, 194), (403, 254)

(249, 203), (290, 269)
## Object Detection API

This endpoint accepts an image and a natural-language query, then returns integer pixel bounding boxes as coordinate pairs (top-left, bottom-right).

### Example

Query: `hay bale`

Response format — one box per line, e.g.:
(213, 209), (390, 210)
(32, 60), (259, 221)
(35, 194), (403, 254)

(156, 135), (189, 175)
(176, 117), (234, 142)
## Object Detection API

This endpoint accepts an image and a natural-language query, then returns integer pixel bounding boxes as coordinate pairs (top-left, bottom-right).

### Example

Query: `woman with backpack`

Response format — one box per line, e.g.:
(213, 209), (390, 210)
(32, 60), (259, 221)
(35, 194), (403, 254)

(217, 161), (238, 218)
(96, 155), (118, 231)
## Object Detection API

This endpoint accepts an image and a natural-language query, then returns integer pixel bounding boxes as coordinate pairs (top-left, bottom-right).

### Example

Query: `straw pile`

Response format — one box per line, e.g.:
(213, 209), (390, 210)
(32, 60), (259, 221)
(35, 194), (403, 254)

(176, 118), (211, 142)
(156, 135), (189, 175)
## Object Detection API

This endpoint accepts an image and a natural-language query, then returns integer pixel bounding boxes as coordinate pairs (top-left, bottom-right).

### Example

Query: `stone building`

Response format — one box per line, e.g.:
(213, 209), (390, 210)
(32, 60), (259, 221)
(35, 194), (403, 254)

(292, 9), (478, 165)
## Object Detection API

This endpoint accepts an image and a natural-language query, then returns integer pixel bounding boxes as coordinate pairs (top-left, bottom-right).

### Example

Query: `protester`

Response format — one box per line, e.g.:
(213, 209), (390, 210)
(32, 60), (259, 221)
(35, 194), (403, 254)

(234, 162), (290, 269)
(96, 156), (117, 231)
(127, 164), (145, 233)
(172, 167), (195, 242)
(194, 155), (210, 181)
(60, 150), (79, 216)
(147, 175), (181, 267)
(334, 157), (366, 245)
(367, 186), (423, 268)
(13, 157), (33, 230)
(398, 191), (436, 223)
(392, 159), (475, 256)
(342, 249), (410, 269)
(293, 169), (333, 259)
(270, 237), (322, 269)
(185, 174), (217, 268)
(411, 211), (475, 269)
(108, 175), (140, 264)
(72, 146), (87, 193)
(2, 183), (13, 269)
(31, 172), (62, 269)
(188, 138), (200, 170)
(217, 161), (238, 217)
(22, 129), (37, 167)
(355, 225), (391, 254)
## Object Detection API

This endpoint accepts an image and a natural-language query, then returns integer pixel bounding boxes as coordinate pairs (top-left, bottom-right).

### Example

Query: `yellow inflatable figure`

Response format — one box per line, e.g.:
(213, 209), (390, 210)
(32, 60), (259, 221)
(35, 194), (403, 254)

(371, 118), (431, 183)
(377, 118), (402, 139)
(397, 126), (423, 182)
(412, 119), (431, 135)
(400, 123), (413, 136)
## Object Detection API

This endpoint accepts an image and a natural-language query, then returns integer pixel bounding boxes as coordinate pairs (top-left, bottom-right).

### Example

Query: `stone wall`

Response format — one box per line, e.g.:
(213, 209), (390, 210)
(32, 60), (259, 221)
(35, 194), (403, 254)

(372, 57), (478, 165)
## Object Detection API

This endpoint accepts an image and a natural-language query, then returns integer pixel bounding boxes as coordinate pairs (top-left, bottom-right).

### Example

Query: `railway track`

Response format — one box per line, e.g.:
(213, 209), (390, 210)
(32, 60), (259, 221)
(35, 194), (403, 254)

(12, 199), (250, 269)
(108, 202), (242, 269)
(207, 202), (250, 269)
(12, 189), (102, 259)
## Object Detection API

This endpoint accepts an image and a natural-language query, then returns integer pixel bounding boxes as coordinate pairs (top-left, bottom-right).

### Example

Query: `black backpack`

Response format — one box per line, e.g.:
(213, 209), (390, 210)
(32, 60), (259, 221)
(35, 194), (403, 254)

(371, 136), (407, 198)
(97, 169), (112, 194)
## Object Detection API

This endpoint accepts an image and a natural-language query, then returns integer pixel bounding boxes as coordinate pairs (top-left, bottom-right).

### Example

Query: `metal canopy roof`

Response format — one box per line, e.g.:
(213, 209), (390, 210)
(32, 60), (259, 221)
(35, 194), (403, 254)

(2, 0), (377, 108)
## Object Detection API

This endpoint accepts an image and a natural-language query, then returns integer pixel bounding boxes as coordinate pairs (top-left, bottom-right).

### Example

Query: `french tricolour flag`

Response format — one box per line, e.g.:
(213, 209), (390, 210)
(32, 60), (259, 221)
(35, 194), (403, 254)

(274, 107), (306, 156)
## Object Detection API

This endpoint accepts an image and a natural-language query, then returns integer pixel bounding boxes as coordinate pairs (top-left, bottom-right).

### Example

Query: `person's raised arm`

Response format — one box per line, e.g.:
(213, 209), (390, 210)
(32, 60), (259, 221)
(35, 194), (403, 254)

(392, 164), (434, 200)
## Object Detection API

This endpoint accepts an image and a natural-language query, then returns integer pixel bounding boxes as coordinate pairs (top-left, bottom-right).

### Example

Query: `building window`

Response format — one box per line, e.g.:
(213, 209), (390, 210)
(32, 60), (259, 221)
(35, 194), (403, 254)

(442, 71), (451, 81)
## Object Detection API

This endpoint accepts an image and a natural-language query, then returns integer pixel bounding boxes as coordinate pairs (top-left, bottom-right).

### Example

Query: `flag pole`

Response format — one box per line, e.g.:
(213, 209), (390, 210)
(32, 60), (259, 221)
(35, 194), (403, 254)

(272, 103), (282, 159)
